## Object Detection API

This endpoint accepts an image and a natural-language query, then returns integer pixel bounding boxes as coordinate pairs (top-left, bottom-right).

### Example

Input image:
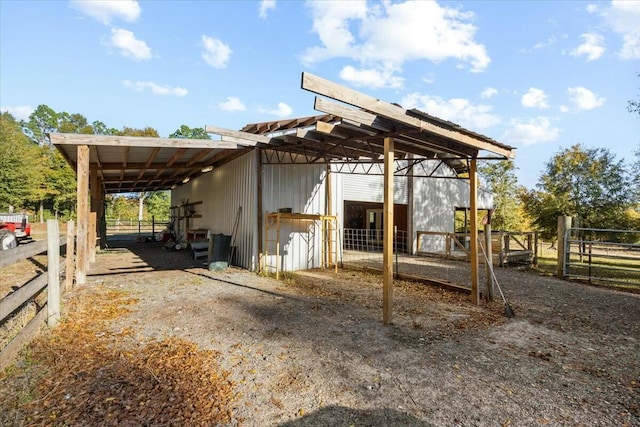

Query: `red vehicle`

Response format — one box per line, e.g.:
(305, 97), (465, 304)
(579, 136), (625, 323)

(0, 213), (31, 250)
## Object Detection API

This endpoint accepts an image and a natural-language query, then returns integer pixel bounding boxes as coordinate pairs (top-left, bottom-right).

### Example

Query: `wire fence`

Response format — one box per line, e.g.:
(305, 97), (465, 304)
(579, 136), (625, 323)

(564, 228), (640, 287)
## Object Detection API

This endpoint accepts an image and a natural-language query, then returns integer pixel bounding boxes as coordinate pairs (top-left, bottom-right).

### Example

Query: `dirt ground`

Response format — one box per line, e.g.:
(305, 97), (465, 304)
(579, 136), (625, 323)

(2, 240), (640, 426)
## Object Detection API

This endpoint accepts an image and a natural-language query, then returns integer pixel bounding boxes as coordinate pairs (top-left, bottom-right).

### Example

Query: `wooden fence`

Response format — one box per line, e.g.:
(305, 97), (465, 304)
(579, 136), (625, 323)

(416, 230), (538, 267)
(0, 220), (75, 371)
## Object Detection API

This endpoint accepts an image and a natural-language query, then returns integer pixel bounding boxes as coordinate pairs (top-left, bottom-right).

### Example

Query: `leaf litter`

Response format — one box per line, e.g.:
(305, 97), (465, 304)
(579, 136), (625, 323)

(0, 286), (236, 426)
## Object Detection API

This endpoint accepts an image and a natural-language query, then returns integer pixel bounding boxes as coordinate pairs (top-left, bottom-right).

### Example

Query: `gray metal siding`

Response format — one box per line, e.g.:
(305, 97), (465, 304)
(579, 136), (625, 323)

(171, 151), (258, 270)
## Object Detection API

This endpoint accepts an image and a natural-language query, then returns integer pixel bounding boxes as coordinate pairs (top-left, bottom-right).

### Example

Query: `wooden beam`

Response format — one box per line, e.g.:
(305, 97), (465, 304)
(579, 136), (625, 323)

(76, 145), (89, 285)
(205, 125), (269, 144)
(302, 72), (514, 159)
(49, 133), (254, 149)
(383, 137), (394, 325)
(314, 97), (394, 132)
(186, 148), (214, 166)
(167, 148), (188, 167)
(469, 159), (479, 305)
(90, 169), (100, 259)
(122, 146), (130, 168)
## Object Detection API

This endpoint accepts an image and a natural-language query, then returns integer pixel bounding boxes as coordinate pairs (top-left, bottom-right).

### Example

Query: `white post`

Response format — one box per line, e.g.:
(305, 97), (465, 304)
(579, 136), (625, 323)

(47, 219), (61, 327)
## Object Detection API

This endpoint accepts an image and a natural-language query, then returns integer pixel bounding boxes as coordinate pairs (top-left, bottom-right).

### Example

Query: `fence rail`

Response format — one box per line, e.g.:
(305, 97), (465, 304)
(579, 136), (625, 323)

(0, 220), (75, 370)
(105, 217), (170, 237)
(564, 228), (640, 286)
(416, 230), (537, 266)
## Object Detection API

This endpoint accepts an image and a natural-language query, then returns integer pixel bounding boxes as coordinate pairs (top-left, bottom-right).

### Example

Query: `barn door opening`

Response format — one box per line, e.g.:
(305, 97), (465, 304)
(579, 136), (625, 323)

(367, 209), (384, 245)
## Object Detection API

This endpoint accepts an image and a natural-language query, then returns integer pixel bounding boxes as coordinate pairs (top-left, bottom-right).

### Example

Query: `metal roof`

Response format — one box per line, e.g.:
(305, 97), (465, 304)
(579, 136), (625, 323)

(51, 72), (515, 194)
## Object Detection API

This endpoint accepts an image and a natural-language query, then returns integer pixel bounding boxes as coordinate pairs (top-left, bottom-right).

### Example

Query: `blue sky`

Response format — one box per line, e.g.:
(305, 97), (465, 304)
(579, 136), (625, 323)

(1, 0), (638, 189)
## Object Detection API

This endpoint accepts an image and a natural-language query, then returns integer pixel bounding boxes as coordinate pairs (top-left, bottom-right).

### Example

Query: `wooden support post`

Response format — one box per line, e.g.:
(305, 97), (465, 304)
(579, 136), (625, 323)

(383, 137), (394, 325)
(407, 154), (415, 255)
(47, 220), (60, 327)
(484, 223), (494, 301)
(98, 179), (107, 249)
(89, 212), (97, 263)
(65, 220), (75, 291)
(557, 216), (572, 278)
(76, 145), (89, 285)
(469, 159), (479, 305)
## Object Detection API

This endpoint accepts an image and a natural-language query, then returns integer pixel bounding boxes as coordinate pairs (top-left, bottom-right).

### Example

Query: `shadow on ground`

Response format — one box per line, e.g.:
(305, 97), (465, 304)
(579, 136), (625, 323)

(277, 405), (434, 427)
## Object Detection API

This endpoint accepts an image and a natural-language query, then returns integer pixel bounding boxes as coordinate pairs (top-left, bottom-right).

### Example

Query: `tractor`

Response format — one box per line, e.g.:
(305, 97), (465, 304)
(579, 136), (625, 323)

(0, 213), (31, 250)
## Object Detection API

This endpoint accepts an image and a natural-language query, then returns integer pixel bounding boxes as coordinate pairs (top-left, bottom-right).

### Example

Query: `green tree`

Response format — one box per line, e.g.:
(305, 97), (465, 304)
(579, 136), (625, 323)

(524, 144), (633, 240)
(115, 127), (159, 137)
(0, 112), (43, 210)
(110, 126), (160, 220)
(169, 125), (211, 140)
(22, 105), (89, 220)
(628, 72), (640, 116)
(145, 191), (170, 220)
(23, 104), (58, 146)
(478, 160), (525, 231)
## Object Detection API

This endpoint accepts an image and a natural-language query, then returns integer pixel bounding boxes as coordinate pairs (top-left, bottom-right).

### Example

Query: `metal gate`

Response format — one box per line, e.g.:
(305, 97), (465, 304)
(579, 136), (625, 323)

(563, 228), (640, 287)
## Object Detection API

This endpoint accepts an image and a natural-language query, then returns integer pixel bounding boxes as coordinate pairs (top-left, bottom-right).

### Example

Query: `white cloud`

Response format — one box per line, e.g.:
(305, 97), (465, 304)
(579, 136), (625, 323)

(1, 105), (33, 121)
(566, 86), (605, 110)
(570, 33), (605, 61)
(533, 36), (556, 50)
(70, 0), (141, 25)
(339, 65), (403, 89)
(267, 102), (293, 117)
(123, 80), (188, 96)
(586, 4), (598, 14)
(302, 1), (490, 89)
(481, 87), (498, 99)
(603, 1), (640, 59)
(108, 28), (151, 60)
(502, 117), (560, 146)
(401, 93), (500, 130)
(259, 0), (276, 19)
(218, 97), (246, 112)
(201, 35), (231, 68)
(521, 88), (550, 109)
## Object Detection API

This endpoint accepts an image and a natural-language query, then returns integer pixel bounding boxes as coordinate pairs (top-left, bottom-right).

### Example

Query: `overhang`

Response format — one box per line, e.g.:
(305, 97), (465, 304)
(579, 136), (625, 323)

(50, 72), (515, 194)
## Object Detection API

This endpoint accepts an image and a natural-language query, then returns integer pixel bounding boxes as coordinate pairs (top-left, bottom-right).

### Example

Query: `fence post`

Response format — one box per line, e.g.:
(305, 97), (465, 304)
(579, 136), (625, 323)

(47, 220), (61, 327)
(152, 215), (155, 237)
(557, 216), (572, 279)
(138, 220), (141, 235)
(89, 212), (96, 264)
(484, 224), (494, 301)
(65, 220), (75, 291)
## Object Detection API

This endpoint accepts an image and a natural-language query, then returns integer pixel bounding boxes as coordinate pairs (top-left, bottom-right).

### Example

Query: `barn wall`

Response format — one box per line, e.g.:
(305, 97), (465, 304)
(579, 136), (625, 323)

(330, 160), (494, 254)
(171, 151), (258, 270)
(261, 156), (332, 272)
(339, 164), (408, 204)
(412, 177), (493, 253)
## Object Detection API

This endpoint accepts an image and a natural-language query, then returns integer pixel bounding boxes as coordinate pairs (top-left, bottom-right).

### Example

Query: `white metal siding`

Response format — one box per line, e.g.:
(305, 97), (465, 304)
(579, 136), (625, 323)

(412, 177), (494, 253)
(262, 161), (328, 272)
(171, 151), (258, 270)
